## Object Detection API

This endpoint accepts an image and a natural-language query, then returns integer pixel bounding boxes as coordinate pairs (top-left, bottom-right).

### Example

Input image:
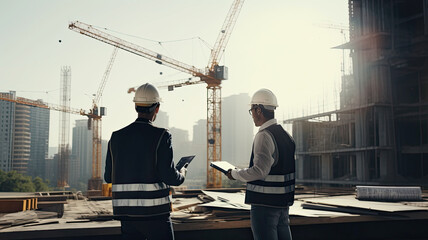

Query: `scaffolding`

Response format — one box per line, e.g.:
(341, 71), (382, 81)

(57, 66), (71, 188)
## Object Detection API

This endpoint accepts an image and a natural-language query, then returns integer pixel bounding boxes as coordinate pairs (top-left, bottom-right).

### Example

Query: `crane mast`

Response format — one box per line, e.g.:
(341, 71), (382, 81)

(57, 66), (71, 189)
(87, 47), (117, 192)
(69, 0), (244, 188)
(205, 0), (244, 188)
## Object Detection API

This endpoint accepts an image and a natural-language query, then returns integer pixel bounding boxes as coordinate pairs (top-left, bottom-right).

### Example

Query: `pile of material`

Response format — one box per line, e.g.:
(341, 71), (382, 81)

(356, 186), (422, 201)
(300, 194), (428, 217)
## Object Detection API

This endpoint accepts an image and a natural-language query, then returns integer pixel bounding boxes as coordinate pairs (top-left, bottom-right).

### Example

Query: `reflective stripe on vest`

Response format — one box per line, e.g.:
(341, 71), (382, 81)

(247, 173), (295, 194)
(264, 173), (295, 182)
(113, 195), (172, 207)
(112, 183), (169, 192)
(247, 183), (295, 194)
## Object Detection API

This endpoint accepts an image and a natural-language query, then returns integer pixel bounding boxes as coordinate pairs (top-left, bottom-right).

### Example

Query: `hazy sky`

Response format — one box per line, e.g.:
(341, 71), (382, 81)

(0, 0), (350, 147)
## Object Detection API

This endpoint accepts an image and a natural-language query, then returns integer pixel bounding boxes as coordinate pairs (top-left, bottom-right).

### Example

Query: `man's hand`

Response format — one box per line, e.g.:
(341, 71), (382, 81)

(180, 163), (188, 178)
(226, 169), (235, 180)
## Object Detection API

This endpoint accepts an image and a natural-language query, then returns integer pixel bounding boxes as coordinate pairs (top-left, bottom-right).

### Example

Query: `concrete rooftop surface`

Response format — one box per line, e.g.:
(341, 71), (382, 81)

(1, 187), (428, 240)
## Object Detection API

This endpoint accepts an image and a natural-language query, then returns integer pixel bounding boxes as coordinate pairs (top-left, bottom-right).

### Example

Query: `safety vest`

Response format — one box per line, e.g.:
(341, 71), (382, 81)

(109, 119), (172, 217)
(245, 124), (296, 207)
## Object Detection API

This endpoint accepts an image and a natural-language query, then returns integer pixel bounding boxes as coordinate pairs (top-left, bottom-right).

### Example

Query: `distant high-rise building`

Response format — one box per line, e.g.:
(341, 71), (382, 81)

(155, 110), (169, 129)
(0, 92), (15, 172)
(184, 93), (255, 189)
(69, 153), (80, 187)
(70, 120), (108, 188)
(0, 91), (50, 177)
(71, 119), (92, 185)
(28, 103), (50, 178)
(169, 127), (191, 158)
(45, 155), (58, 185)
(188, 119), (207, 189)
(170, 127), (188, 144)
(222, 93), (254, 167)
(12, 104), (31, 174)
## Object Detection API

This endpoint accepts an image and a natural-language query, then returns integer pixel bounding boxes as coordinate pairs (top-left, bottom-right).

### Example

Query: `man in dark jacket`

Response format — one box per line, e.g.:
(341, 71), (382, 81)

(226, 88), (296, 240)
(104, 83), (187, 240)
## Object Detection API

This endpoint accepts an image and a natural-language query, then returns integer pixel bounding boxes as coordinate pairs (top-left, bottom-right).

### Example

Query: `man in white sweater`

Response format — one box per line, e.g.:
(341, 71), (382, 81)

(226, 88), (296, 240)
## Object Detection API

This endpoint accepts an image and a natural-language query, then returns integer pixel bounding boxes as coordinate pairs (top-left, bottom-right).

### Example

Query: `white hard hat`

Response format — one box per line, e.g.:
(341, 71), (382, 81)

(133, 83), (162, 106)
(250, 88), (278, 110)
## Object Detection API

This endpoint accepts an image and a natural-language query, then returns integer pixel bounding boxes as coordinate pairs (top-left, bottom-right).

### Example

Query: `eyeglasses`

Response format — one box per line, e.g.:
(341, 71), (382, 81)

(248, 106), (258, 115)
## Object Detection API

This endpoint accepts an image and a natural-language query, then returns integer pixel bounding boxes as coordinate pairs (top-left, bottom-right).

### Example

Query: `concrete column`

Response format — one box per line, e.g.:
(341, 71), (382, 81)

(380, 151), (395, 181)
(377, 106), (396, 181)
(356, 152), (368, 181)
(321, 154), (332, 180)
(296, 156), (304, 180)
(355, 109), (367, 148)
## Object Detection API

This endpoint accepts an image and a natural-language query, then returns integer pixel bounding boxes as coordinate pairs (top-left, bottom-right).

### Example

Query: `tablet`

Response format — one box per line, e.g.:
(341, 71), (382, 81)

(176, 155), (195, 170)
(210, 161), (236, 174)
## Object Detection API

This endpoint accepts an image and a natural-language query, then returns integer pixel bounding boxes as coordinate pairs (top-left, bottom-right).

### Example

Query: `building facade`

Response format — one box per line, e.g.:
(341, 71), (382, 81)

(11, 104), (31, 174)
(0, 92), (50, 177)
(28, 104), (50, 178)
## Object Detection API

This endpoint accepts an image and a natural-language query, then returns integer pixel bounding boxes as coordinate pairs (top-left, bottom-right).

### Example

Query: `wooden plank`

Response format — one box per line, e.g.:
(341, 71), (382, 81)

(37, 201), (67, 205)
(23, 220), (59, 227)
(173, 202), (201, 211)
(301, 203), (377, 216)
(29, 198), (35, 210)
(0, 193), (36, 198)
(290, 201), (359, 218)
(172, 197), (204, 211)
(37, 195), (68, 202)
(0, 200), (27, 213)
(26, 199), (31, 210)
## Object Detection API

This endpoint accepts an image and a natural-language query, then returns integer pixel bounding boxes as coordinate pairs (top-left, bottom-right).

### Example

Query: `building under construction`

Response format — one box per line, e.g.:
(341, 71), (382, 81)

(287, 0), (428, 187)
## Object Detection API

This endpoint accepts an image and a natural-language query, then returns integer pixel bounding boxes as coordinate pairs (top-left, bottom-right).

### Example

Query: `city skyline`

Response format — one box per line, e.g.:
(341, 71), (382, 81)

(1, 92), (257, 189)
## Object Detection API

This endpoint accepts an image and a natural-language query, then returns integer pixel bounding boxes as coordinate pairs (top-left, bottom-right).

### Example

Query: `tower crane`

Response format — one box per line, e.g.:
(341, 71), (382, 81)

(69, 0), (244, 188)
(86, 47), (118, 191)
(1, 48), (116, 191)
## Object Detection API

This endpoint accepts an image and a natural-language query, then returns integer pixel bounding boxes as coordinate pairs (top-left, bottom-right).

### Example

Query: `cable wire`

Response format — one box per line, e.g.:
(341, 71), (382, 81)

(91, 24), (212, 48)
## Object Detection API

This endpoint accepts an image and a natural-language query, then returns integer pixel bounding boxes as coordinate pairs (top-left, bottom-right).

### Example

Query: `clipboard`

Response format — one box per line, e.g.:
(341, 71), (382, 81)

(210, 161), (236, 174)
(175, 155), (195, 170)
